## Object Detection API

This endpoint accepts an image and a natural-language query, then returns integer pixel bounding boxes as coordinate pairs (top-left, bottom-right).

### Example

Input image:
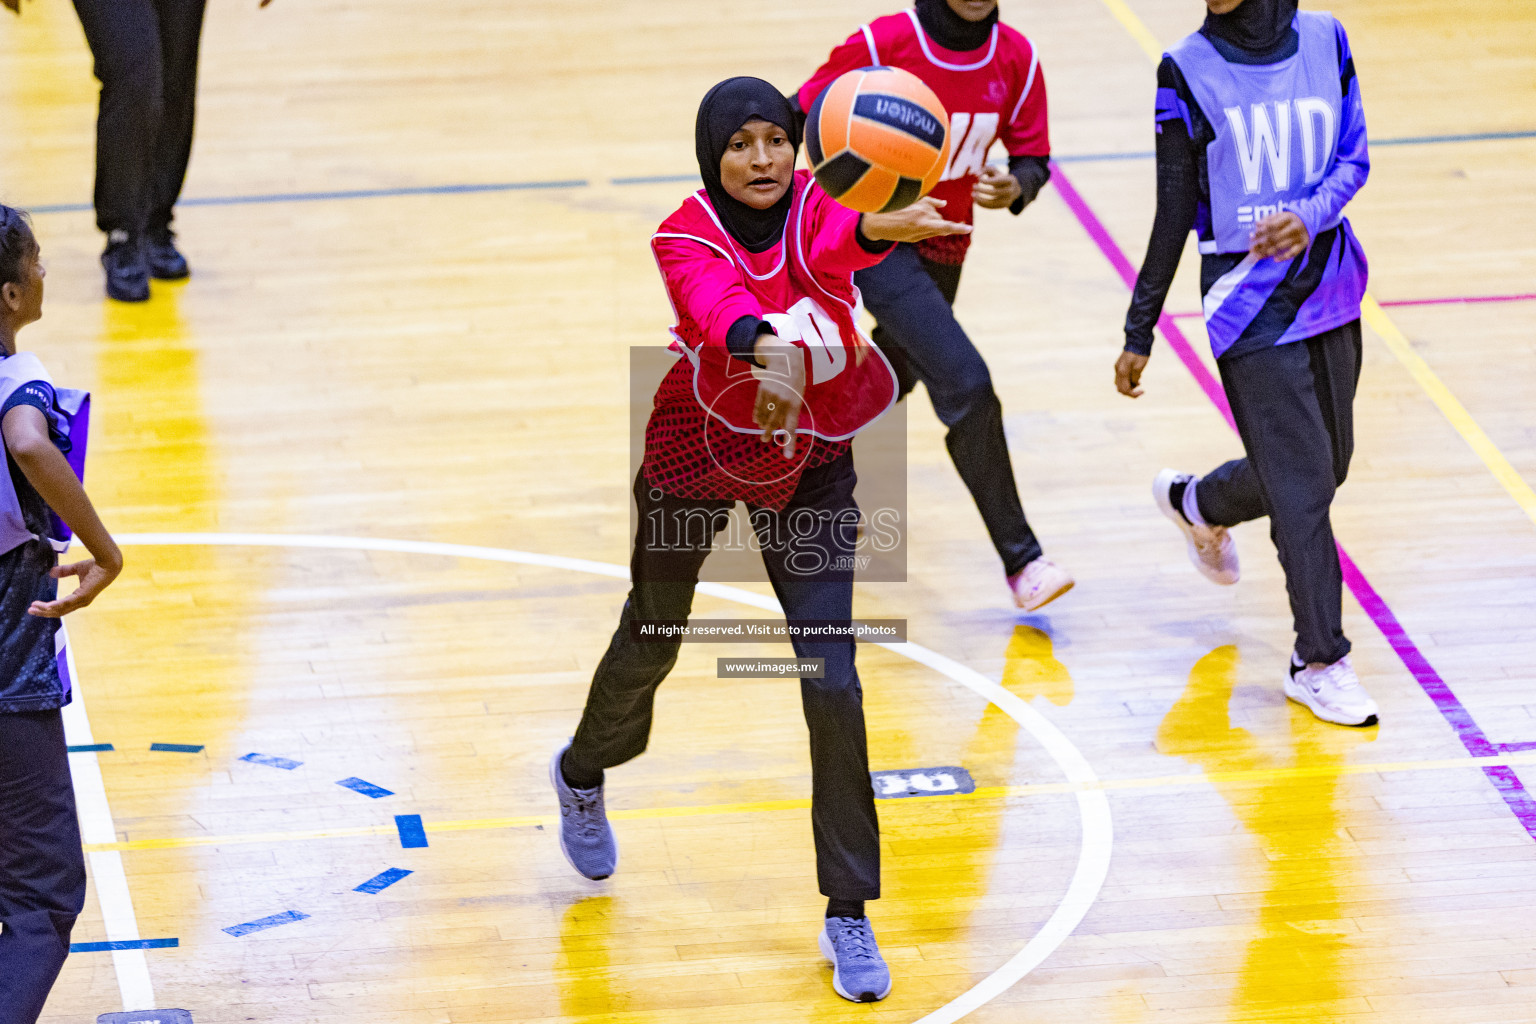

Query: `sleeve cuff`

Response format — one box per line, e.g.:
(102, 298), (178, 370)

(1122, 333), (1154, 357)
(1295, 207), (1325, 249)
(727, 315), (774, 365)
(1007, 155), (1051, 216)
(855, 216), (896, 254)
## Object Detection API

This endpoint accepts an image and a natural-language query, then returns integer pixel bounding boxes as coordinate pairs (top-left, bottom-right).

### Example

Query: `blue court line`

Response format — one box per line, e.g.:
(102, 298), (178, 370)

(240, 752), (302, 770)
(19, 129), (1530, 217)
(223, 910), (309, 937)
(354, 867), (413, 893)
(67, 743), (113, 752)
(336, 776), (394, 799)
(26, 178), (589, 215)
(70, 938), (178, 952)
(395, 814), (428, 848)
(1052, 150), (1155, 163)
(610, 173), (700, 185)
(1375, 129), (1536, 146)
(150, 742), (205, 753)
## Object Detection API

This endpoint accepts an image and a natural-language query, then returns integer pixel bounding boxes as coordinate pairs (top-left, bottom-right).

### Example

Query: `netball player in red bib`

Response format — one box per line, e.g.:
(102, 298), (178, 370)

(550, 78), (964, 1003)
(796, 0), (1073, 612)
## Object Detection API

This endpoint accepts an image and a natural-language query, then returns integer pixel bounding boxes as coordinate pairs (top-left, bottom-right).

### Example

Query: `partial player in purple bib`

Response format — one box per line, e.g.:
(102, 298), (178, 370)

(0, 205), (124, 1024)
(1115, 0), (1378, 728)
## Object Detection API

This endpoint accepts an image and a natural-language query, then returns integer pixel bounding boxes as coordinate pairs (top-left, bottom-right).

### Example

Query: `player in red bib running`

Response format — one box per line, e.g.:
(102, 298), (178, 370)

(549, 77), (964, 1004)
(796, 0), (1073, 611)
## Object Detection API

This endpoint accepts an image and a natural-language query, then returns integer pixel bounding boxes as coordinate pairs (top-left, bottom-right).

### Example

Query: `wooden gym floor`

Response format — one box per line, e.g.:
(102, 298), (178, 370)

(3, 0), (1536, 1021)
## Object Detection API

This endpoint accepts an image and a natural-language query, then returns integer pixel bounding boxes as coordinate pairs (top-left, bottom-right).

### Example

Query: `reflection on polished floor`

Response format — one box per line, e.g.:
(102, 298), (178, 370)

(2, 0), (1536, 1021)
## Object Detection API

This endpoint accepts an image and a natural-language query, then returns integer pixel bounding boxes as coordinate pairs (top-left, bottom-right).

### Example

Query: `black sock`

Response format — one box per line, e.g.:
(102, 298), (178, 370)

(560, 748), (604, 791)
(1168, 478), (1194, 525)
(826, 898), (866, 920)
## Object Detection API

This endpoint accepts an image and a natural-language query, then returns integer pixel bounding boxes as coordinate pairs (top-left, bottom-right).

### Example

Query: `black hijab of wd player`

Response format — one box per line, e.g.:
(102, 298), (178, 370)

(696, 77), (802, 253)
(1204, 0), (1299, 58)
(914, 0), (998, 52)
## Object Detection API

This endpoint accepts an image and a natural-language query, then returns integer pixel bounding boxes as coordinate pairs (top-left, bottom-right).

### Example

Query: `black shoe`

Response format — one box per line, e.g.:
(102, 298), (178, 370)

(146, 229), (190, 280)
(101, 231), (150, 302)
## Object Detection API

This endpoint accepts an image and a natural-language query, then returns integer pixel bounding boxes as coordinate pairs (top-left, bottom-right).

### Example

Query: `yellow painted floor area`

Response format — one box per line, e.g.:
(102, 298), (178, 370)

(2, 0), (1535, 1021)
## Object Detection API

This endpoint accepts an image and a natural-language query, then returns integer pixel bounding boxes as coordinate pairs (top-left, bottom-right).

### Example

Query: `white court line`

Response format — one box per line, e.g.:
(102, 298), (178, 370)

(114, 531), (1115, 1023)
(61, 630), (156, 1011)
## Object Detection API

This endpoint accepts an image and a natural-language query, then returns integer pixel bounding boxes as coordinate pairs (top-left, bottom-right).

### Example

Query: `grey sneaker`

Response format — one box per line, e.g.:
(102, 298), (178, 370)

(819, 916), (892, 1003)
(549, 741), (617, 880)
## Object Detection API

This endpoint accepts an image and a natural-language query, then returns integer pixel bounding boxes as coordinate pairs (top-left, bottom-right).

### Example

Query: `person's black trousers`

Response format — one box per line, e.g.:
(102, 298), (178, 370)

(0, 710), (87, 1024)
(854, 243), (1043, 576)
(1196, 320), (1363, 666)
(567, 453), (881, 900)
(71, 0), (207, 237)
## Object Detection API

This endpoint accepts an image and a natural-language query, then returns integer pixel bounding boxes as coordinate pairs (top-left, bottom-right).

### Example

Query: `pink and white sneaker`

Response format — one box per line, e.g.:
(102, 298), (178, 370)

(1153, 469), (1239, 585)
(1008, 557), (1074, 612)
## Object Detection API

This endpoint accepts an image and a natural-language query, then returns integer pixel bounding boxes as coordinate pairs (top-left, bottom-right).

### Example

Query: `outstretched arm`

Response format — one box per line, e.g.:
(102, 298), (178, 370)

(2, 405), (121, 616)
(803, 190), (970, 278)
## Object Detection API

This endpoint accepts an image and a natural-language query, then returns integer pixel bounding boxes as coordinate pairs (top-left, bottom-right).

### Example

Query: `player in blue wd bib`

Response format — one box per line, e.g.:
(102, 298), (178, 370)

(1115, 0), (1378, 728)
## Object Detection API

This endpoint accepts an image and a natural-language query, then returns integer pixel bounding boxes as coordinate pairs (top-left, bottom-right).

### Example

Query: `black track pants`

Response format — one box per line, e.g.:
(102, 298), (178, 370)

(1196, 320), (1362, 666)
(855, 243), (1043, 575)
(568, 453), (881, 900)
(72, 0), (207, 237)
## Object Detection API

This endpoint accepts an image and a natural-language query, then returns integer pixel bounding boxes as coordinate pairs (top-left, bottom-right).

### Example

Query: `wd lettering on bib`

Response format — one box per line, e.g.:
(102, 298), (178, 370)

(1223, 98), (1337, 194)
(1169, 12), (1345, 254)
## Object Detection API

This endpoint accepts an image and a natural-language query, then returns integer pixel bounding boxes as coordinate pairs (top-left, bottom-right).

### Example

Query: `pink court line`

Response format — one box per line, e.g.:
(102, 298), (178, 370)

(1168, 292), (1536, 319)
(1048, 162), (1536, 841)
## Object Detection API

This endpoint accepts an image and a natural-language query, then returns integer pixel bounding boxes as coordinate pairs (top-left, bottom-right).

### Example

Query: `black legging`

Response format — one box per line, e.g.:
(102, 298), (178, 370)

(855, 243), (1043, 575)
(72, 0), (207, 237)
(0, 710), (86, 1024)
(566, 452), (881, 901)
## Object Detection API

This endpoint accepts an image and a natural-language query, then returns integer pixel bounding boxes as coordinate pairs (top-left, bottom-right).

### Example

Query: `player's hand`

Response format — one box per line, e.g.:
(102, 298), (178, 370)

(28, 556), (123, 618)
(972, 164), (1022, 209)
(752, 335), (807, 459)
(1115, 350), (1149, 398)
(1250, 211), (1308, 261)
(860, 197), (972, 244)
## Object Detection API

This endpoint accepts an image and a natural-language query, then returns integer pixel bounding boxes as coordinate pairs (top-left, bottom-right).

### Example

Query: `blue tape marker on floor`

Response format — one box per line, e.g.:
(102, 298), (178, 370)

(870, 765), (977, 799)
(70, 938), (179, 953)
(222, 910), (310, 937)
(240, 752), (302, 770)
(336, 777), (394, 799)
(354, 867), (413, 894)
(96, 1010), (194, 1024)
(150, 743), (205, 753)
(67, 743), (113, 752)
(395, 814), (428, 848)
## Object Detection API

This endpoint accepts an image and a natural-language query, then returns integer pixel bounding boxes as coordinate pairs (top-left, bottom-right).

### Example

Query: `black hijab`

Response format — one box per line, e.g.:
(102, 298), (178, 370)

(915, 0), (998, 52)
(1204, 0), (1299, 58)
(695, 77), (801, 253)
